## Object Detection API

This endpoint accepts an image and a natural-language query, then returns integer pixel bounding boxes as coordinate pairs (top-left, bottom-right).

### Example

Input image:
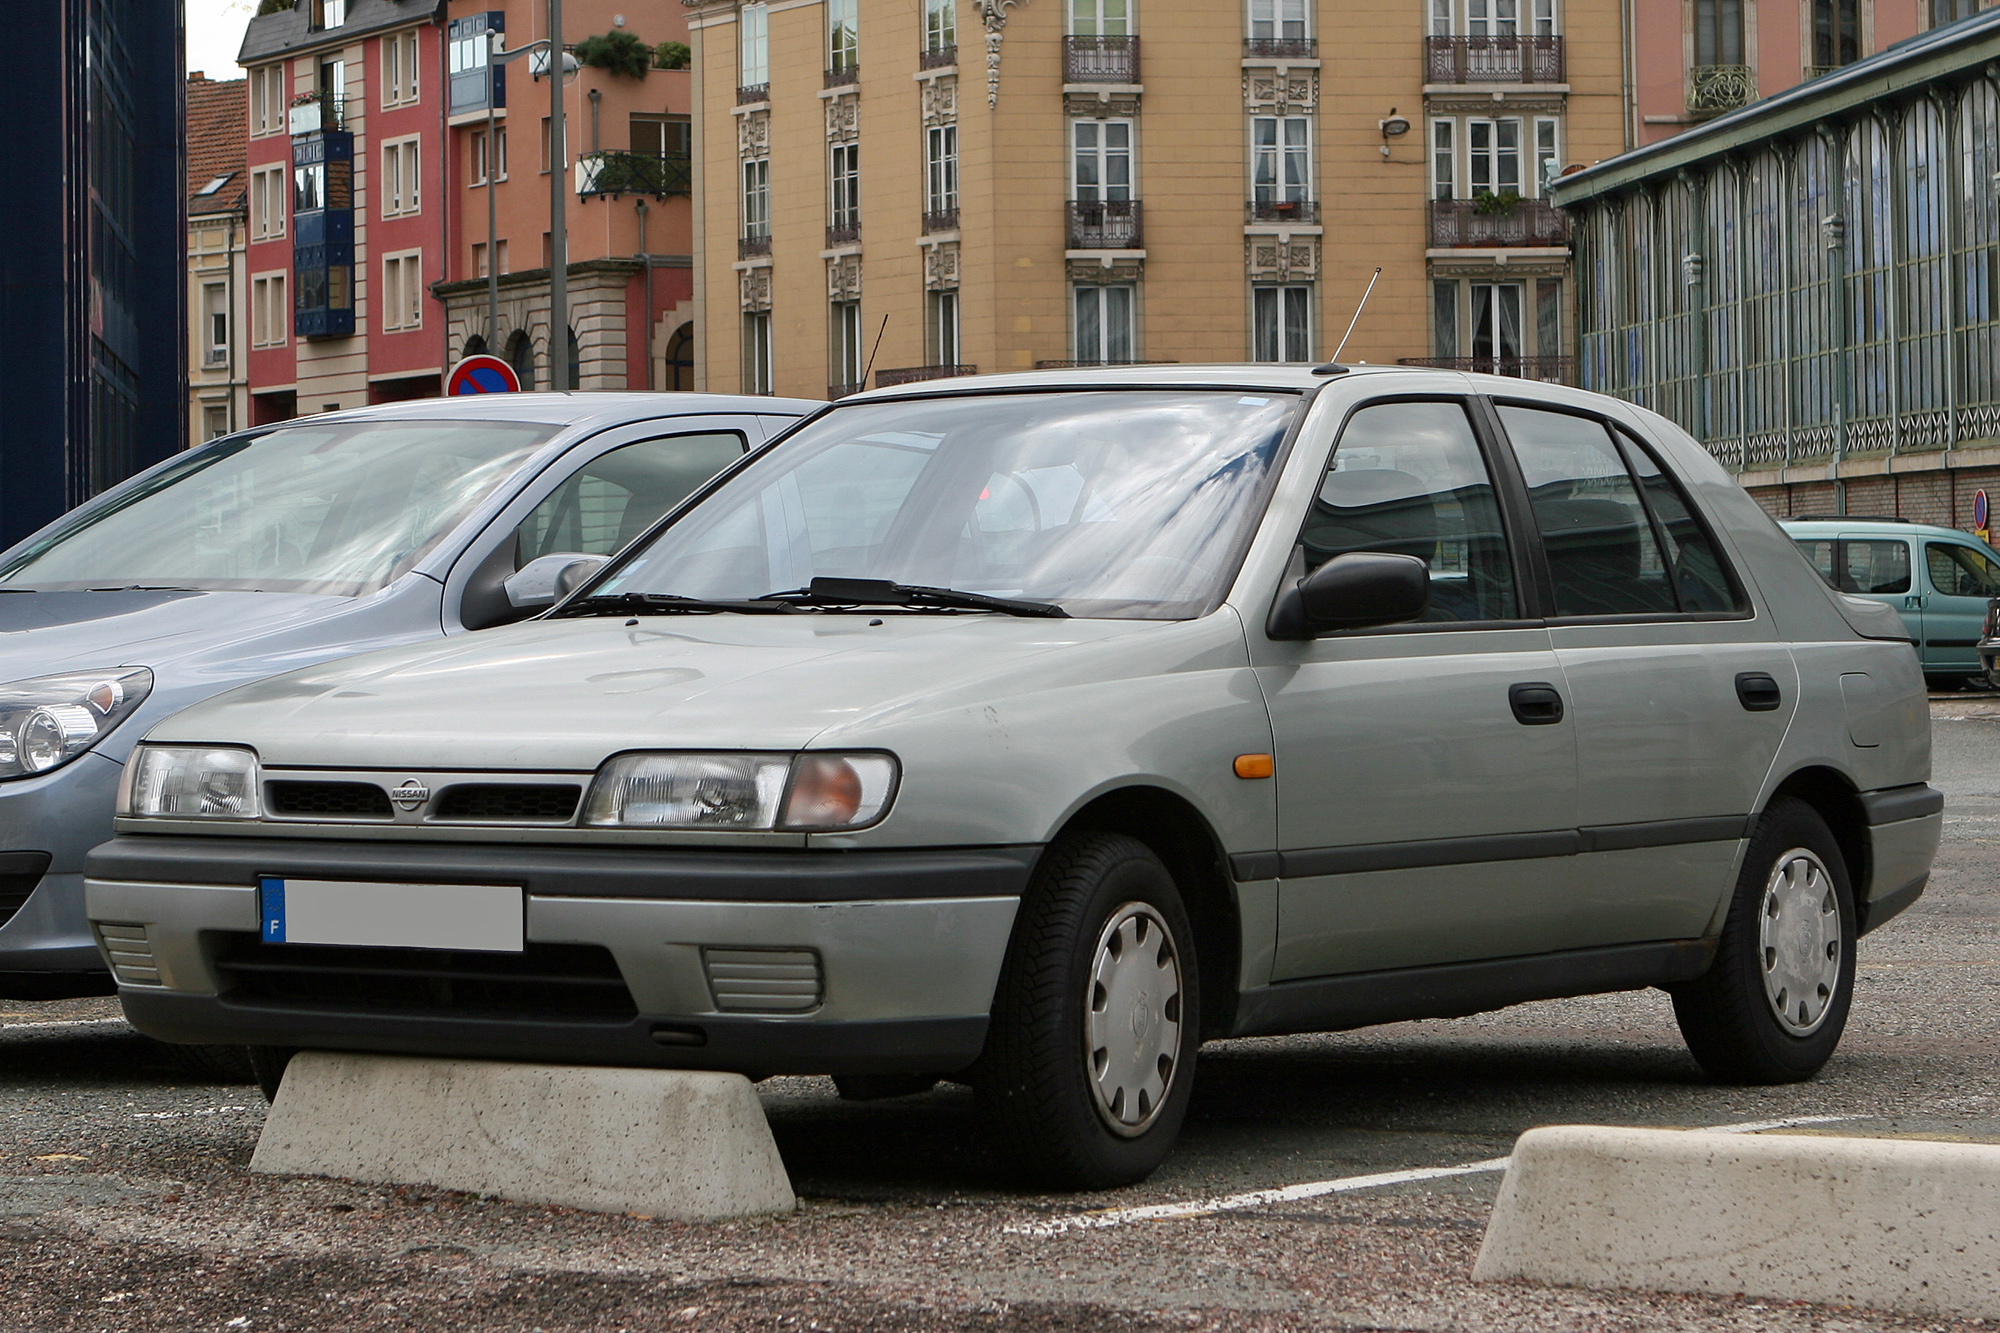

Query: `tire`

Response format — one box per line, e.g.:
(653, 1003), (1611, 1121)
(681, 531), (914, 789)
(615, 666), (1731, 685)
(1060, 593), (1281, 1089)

(1671, 797), (1857, 1084)
(247, 1045), (299, 1104)
(155, 1041), (258, 1085)
(977, 832), (1199, 1190)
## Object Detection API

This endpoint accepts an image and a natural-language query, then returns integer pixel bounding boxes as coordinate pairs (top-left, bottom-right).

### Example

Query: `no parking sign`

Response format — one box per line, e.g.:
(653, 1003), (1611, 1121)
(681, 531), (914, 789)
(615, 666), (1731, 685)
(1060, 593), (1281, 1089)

(446, 354), (522, 396)
(1975, 489), (1990, 545)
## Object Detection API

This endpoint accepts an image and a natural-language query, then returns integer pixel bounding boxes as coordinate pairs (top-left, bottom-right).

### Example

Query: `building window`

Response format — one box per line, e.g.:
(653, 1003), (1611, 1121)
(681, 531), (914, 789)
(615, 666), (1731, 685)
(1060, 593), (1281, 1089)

(202, 284), (229, 366)
(1253, 285), (1312, 362)
(926, 125), (958, 217)
(1536, 277), (1561, 359)
(1072, 120), (1133, 201)
(1812, 0), (1859, 69)
(1933, 0), (1978, 23)
(1467, 0), (1518, 36)
(251, 273), (287, 347)
(382, 30), (421, 106)
(744, 312), (774, 394)
(830, 143), (860, 232)
(630, 114), (689, 160)
(472, 126), (508, 184)
(1073, 284), (1134, 363)
(1070, 0), (1131, 35)
(382, 251), (424, 332)
(1470, 281), (1523, 359)
(1431, 119), (1455, 199)
(741, 2), (770, 88)
(448, 12), (502, 117)
(743, 157), (771, 239)
(250, 66), (285, 136)
(1694, 0), (1743, 65)
(1533, 117), (1559, 192)
(1252, 116), (1311, 205)
(251, 164), (287, 238)
(828, 0), (859, 70)
(311, 0), (347, 32)
(925, 0), (957, 52)
(831, 300), (864, 393)
(1248, 0), (1308, 39)
(1432, 281), (1459, 356)
(203, 405), (231, 441)
(927, 290), (961, 365)
(1468, 118), (1521, 197)
(381, 138), (421, 217)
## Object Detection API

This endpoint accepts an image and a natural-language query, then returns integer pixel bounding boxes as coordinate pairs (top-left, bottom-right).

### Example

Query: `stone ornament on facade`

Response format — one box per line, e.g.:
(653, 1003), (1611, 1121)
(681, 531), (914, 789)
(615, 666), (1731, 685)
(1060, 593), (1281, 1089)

(825, 94), (859, 144)
(1243, 67), (1317, 115)
(1429, 255), (1568, 281)
(738, 109), (770, 159)
(739, 266), (772, 313)
(1066, 256), (1143, 285)
(980, 0), (1028, 108)
(922, 75), (958, 129)
(1065, 89), (1140, 118)
(1245, 235), (1320, 283)
(925, 242), (961, 292)
(1425, 93), (1563, 116)
(827, 253), (863, 301)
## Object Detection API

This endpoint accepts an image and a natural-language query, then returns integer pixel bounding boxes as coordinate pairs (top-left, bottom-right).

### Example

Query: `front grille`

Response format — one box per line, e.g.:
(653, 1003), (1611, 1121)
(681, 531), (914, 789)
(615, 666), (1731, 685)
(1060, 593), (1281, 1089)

(95, 922), (161, 986)
(432, 784), (582, 823)
(267, 780), (393, 819)
(703, 947), (823, 1013)
(213, 937), (637, 1022)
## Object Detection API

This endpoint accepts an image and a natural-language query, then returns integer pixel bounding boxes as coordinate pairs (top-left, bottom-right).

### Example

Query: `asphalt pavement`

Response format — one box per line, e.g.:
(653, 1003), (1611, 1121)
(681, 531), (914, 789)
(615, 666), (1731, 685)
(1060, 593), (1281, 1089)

(4, 698), (1998, 1331)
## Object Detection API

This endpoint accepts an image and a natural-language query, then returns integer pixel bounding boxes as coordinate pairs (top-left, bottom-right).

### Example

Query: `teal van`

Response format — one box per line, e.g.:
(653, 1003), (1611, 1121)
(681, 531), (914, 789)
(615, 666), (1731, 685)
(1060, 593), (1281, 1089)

(1782, 517), (2000, 688)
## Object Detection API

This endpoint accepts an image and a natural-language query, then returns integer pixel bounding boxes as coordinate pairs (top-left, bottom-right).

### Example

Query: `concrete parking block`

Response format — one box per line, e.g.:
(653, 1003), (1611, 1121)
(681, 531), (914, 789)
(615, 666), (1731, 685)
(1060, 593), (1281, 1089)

(250, 1053), (795, 1221)
(1473, 1125), (2000, 1320)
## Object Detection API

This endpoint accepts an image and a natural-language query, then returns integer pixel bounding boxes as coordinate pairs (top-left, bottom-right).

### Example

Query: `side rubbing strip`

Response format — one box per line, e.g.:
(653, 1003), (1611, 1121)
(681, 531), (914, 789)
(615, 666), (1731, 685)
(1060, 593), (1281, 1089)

(1578, 815), (1751, 853)
(1272, 816), (1751, 879)
(1229, 852), (1282, 882)
(1857, 783), (1944, 826)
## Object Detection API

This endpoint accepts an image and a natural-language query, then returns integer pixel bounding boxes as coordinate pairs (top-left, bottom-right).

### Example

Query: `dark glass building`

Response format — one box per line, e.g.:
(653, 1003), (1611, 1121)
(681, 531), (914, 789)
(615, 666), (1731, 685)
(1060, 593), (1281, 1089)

(0, 0), (185, 545)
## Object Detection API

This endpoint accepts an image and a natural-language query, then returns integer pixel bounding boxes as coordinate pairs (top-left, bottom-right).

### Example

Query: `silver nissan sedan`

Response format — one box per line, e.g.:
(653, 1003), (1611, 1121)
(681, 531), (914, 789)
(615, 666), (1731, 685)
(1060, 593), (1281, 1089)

(86, 367), (1939, 1186)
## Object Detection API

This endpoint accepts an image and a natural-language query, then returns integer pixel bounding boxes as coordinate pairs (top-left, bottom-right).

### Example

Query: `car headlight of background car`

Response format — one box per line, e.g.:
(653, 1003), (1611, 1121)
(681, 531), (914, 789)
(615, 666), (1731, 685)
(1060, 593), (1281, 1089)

(119, 744), (261, 819)
(583, 751), (898, 831)
(0, 668), (153, 779)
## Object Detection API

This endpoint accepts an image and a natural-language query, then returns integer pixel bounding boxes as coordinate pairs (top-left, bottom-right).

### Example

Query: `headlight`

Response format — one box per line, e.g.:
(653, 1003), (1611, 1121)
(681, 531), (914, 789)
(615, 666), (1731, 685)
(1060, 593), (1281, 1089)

(120, 744), (261, 819)
(0, 668), (153, 779)
(583, 751), (899, 831)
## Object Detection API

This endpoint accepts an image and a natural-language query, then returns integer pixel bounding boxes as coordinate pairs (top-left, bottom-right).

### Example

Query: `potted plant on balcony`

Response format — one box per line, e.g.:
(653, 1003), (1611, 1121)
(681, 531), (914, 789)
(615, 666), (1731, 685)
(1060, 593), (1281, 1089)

(575, 30), (653, 79)
(1473, 189), (1522, 216)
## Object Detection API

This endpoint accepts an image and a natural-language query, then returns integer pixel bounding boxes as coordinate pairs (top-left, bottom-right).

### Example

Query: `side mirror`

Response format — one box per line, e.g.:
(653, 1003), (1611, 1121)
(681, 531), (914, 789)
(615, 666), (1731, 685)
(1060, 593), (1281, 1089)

(1266, 551), (1432, 640)
(503, 552), (609, 610)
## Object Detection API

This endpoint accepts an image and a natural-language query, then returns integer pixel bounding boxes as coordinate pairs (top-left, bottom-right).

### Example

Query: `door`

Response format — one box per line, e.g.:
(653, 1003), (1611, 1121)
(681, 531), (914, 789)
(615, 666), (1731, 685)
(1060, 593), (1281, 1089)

(1255, 397), (1579, 981)
(1496, 402), (1794, 944)
(1919, 540), (2000, 675)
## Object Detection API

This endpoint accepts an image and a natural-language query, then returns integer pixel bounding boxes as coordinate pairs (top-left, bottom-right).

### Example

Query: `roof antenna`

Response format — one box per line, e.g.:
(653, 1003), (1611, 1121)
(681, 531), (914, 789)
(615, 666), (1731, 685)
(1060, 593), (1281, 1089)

(1315, 266), (1383, 374)
(860, 314), (891, 394)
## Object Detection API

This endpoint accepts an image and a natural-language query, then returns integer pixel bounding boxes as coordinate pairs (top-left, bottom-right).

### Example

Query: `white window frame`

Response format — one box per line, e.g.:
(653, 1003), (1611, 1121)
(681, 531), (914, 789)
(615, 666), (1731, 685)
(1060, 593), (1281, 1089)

(1252, 284), (1313, 363)
(831, 299), (864, 389)
(1466, 0), (1520, 36)
(1532, 116), (1559, 195)
(1533, 0), (1558, 36)
(926, 125), (958, 215)
(1070, 119), (1134, 202)
(924, 0), (957, 51)
(1468, 281), (1525, 359)
(251, 271), (288, 348)
(1429, 0), (1454, 34)
(1466, 117), (1522, 197)
(927, 289), (961, 366)
(828, 0), (859, 69)
(251, 164), (287, 238)
(1251, 115), (1311, 204)
(740, 2), (770, 87)
(743, 157), (771, 238)
(201, 282), (229, 365)
(250, 66), (286, 137)
(1247, 0), (1308, 39)
(380, 250), (425, 332)
(382, 30), (420, 107)
(1430, 118), (1456, 200)
(1069, 0), (1132, 37)
(830, 142), (860, 229)
(744, 311), (774, 394)
(1072, 284), (1136, 363)
(380, 136), (422, 217)
(472, 125), (509, 185)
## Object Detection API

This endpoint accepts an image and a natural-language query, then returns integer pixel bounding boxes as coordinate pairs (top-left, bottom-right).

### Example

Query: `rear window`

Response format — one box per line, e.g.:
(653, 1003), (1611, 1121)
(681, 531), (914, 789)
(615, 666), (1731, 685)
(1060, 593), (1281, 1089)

(1795, 538), (1911, 595)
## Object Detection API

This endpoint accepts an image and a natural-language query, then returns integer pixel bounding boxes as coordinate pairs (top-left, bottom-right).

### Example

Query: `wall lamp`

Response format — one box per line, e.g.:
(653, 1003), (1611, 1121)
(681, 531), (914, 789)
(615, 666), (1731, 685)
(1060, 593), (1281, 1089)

(1379, 109), (1412, 158)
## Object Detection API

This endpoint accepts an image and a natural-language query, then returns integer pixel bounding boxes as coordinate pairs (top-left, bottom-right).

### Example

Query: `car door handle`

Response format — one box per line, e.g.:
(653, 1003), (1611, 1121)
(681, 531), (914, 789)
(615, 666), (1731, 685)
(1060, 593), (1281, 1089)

(1508, 682), (1565, 726)
(1735, 671), (1783, 712)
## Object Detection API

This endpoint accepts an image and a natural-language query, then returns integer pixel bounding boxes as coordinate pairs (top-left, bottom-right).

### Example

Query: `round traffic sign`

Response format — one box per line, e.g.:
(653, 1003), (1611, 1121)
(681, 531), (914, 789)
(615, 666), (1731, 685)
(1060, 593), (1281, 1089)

(446, 354), (522, 396)
(1975, 489), (1989, 532)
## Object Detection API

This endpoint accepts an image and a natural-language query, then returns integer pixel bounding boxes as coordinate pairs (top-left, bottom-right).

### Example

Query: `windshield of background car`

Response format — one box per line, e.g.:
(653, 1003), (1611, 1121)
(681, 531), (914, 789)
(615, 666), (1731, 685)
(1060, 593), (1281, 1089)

(0, 421), (558, 596)
(597, 390), (1302, 619)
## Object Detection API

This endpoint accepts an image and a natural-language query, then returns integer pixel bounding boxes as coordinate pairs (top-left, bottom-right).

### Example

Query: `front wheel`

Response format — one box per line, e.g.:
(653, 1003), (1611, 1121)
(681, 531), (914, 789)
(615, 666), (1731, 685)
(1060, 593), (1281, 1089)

(977, 833), (1199, 1190)
(1671, 797), (1856, 1083)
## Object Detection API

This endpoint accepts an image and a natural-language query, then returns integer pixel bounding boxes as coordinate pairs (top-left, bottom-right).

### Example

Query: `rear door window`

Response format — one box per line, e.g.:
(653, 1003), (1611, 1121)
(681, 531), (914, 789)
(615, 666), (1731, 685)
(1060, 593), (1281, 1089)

(1840, 541), (1912, 594)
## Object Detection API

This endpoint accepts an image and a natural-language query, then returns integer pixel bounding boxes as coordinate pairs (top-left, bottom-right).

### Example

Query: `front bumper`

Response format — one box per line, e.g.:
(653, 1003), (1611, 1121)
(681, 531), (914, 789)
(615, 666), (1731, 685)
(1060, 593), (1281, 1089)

(0, 752), (125, 994)
(86, 835), (1036, 1075)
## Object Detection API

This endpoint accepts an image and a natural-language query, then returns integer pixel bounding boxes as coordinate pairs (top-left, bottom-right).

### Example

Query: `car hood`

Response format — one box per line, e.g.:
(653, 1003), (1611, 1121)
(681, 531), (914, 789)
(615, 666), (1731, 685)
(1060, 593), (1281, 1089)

(147, 611), (1175, 770)
(0, 589), (395, 679)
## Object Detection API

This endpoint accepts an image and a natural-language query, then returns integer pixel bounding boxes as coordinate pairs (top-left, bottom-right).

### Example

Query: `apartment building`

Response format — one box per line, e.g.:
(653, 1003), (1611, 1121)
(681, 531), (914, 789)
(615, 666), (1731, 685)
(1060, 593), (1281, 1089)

(187, 74), (251, 443)
(683, 0), (1626, 399)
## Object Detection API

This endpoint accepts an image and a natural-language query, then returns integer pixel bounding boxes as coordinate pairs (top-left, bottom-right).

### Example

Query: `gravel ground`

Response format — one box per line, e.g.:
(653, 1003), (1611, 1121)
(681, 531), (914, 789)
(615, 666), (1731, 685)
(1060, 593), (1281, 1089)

(3, 697), (1997, 1332)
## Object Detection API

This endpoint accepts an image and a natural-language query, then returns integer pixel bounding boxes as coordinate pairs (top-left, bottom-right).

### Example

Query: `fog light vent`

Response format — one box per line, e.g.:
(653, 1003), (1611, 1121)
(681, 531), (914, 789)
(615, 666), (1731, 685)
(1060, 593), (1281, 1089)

(95, 922), (161, 986)
(702, 948), (822, 1013)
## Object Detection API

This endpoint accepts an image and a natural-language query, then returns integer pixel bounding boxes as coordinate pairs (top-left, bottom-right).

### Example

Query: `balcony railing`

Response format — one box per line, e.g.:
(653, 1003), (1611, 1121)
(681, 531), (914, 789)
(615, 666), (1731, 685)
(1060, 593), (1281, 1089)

(824, 64), (859, 88)
(1243, 37), (1317, 59)
(738, 235), (772, 260)
(736, 83), (769, 105)
(1397, 355), (1573, 383)
(1068, 200), (1143, 249)
(922, 207), (960, 235)
(919, 44), (958, 70)
(1429, 197), (1568, 248)
(875, 364), (977, 388)
(288, 91), (347, 134)
(1034, 359), (1177, 369)
(1063, 35), (1139, 82)
(1423, 35), (1565, 84)
(575, 151), (691, 199)
(825, 222), (861, 247)
(1247, 198), (1320, 224)
(1687, 63), (1755, 112)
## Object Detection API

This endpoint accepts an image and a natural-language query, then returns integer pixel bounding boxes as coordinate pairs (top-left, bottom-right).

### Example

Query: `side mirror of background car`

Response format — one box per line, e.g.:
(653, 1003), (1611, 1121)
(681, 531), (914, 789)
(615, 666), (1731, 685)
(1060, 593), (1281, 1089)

(1266, 551), (1432, 640)
(502, 553), (609, 611)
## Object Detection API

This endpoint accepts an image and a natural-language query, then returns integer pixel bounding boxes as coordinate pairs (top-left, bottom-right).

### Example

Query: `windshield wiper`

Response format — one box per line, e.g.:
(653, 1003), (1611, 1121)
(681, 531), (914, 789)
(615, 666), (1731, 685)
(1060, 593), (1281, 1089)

(768, 578), (1069, 619)
(557, 591), (807, 618)
(87, 585), (201, 593)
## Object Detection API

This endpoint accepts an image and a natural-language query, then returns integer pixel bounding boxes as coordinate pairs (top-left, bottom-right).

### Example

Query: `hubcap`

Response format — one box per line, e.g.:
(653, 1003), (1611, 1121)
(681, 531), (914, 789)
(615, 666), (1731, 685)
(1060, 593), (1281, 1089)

(1085, 902), (1183, 1137)
(1758, 848), (1842, 1036)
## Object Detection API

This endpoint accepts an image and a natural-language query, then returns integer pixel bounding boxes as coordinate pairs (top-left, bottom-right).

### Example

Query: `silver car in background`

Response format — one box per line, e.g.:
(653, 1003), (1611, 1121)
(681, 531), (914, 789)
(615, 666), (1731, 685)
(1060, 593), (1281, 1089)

(0, 392), (811, 1002)
(88, 367), (1938, 1185)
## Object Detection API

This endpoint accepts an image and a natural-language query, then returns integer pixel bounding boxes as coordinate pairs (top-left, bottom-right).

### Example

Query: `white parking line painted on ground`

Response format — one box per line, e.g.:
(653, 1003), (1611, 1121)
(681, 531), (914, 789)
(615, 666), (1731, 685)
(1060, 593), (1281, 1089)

(0, 1018), (128, 1032)
(1008, 1114), (1869, 1236)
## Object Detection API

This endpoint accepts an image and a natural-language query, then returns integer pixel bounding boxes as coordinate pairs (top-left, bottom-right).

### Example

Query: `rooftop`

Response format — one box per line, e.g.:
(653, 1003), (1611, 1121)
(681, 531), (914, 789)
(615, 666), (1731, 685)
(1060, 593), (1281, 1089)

(239, 0), (441, 66)
(185, 73), (247, 216)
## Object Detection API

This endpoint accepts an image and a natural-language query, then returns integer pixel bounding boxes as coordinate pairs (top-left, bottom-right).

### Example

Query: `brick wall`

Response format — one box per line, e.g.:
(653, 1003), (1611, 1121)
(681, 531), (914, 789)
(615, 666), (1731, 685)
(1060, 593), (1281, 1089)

(1744, 467), (2000, 537)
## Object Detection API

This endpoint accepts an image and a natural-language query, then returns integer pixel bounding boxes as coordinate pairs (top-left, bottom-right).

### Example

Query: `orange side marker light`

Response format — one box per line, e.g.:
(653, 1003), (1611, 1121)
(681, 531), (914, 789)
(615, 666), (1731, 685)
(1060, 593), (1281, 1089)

(1233, 753), (1274, 779)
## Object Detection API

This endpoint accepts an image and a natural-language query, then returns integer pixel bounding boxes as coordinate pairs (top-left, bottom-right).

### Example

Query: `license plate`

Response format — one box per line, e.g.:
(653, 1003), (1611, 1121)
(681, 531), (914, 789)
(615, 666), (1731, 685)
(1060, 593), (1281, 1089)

(258, 878), (524, 953)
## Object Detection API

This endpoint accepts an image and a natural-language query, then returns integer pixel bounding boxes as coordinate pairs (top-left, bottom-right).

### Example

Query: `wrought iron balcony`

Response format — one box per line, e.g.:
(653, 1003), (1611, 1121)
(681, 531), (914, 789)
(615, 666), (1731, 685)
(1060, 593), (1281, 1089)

(825, 222), (861, 247)
(575, 151), (691, 199)
(824, 64), (859, 88)
(875, 364), (977, 388)
(738, 235), (772, 260)
(1063, 35), (1139, 82)
(288, 91), (346, 134)
(736, 83), (769, 105)
(1428, 196), (1568, 248)
(1687, 64), (1755, 112)
(922, 207), (960, 235)
(1243, 37), (1317, 59)
(1423, 35), (1564, 84)
(1067, 200), (1143, 249)
(1247, 198), (1320, 224)
(919, 44), (958, 70)
(1397, 355), (1573, 383)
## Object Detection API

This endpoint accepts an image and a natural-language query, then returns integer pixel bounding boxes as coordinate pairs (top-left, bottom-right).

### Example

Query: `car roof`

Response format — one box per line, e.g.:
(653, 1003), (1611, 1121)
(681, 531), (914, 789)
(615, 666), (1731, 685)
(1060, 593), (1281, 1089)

(253, 391), (822, 432)
(835, 363), (1422, 399)
(1778, 518), (1977, 540)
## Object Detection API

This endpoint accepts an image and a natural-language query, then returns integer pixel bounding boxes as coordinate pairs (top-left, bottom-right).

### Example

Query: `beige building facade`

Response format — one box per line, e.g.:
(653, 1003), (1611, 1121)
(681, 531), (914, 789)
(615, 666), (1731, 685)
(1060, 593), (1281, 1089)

(683, 0), (1627, 399)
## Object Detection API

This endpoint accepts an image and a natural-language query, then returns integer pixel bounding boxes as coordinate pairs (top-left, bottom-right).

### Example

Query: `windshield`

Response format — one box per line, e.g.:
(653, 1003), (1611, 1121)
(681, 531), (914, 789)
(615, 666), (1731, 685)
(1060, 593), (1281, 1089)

(593, 390), (1300, 619)
(0, 420), (558, 596)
